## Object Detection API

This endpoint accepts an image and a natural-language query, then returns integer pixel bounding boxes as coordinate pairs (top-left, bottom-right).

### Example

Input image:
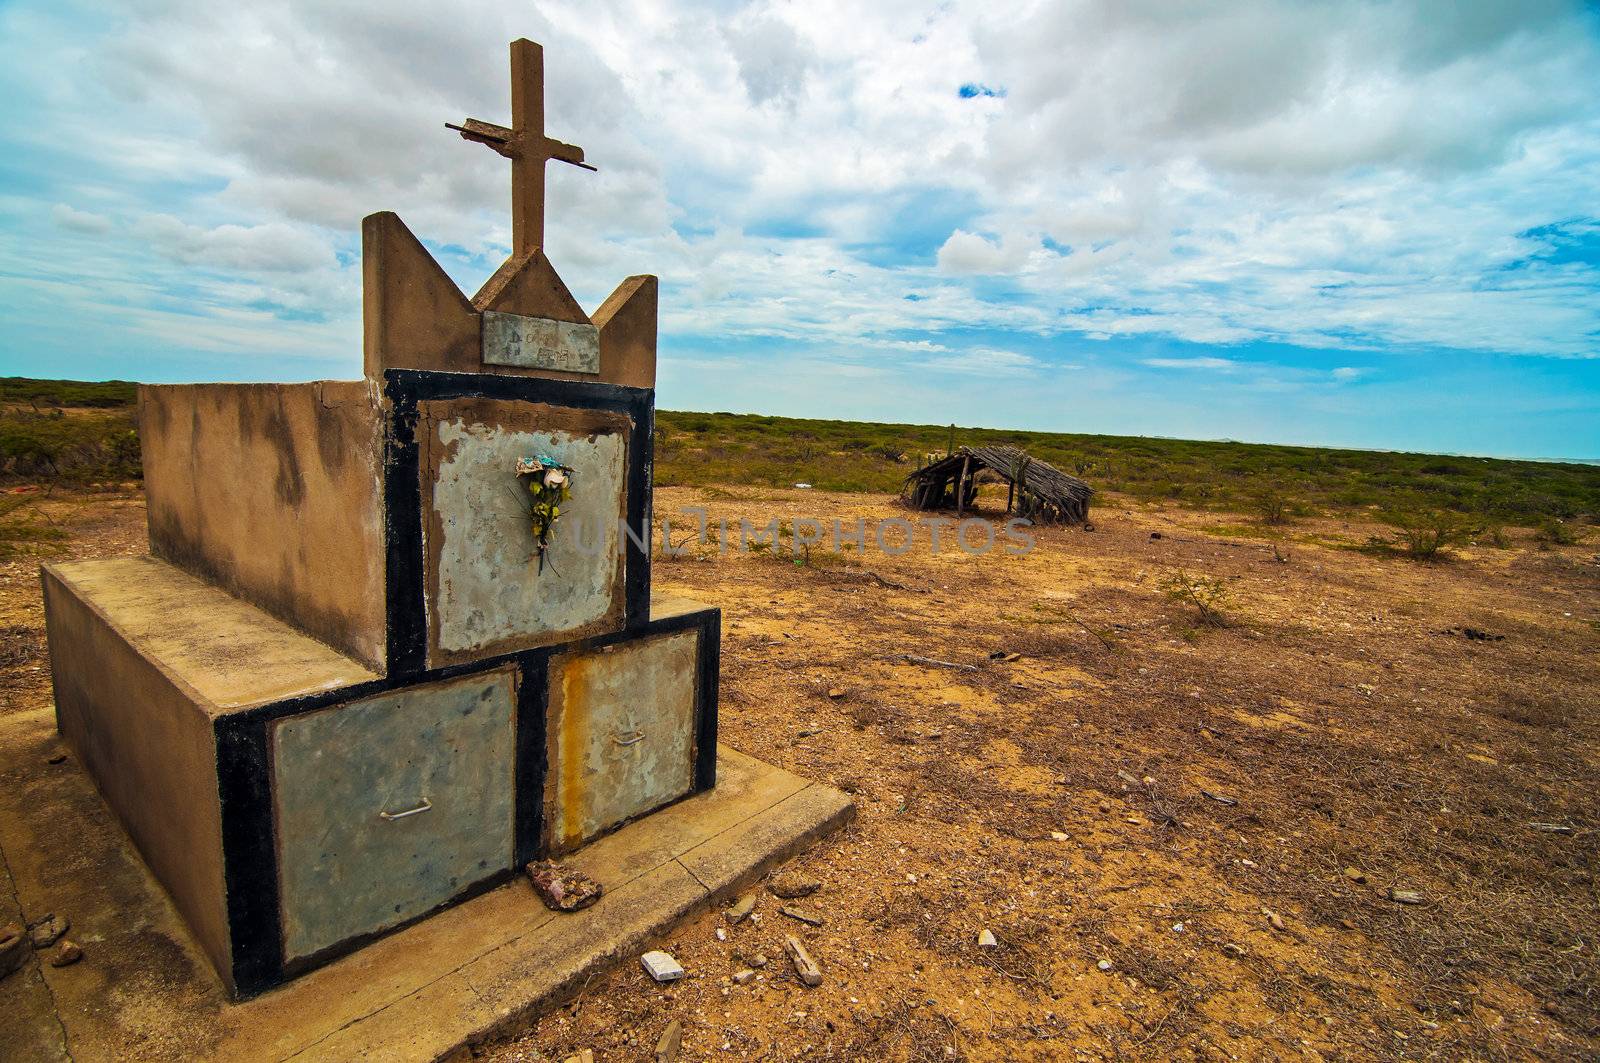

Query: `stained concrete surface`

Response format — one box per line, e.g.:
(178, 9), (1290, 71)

(422, 399), (630, 663)
(0, 703), (852, 1062)
(139, 382), (387, 672)
(544, 629), (699, 854)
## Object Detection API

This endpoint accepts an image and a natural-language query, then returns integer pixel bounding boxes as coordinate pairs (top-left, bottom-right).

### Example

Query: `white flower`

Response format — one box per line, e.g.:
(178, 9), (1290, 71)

(543, 468), (567, 488)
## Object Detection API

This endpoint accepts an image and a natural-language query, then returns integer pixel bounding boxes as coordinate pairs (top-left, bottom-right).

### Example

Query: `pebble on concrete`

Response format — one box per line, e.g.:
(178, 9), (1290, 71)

(525, 861), (603, 913)
(1, 922), (29, 978)
(28, 913), (69, 949)
(641, 951), (685, 983)
(50, 940), (83, 967)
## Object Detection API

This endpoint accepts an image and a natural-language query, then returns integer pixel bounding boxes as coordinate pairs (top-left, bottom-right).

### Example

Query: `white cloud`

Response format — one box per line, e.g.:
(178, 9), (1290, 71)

(2, 0), (1598, 377)
(1141, 356), (1238, 371)
(51, 204), (112, 234)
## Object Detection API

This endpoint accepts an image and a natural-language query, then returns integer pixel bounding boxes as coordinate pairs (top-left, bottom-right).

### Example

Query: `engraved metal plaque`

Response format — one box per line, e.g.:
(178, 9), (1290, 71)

(482, 311), (600, 373)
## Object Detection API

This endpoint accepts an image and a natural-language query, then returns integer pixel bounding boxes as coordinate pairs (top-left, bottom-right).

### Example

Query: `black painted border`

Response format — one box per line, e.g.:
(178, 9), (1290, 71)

(380, 368), (655, 678)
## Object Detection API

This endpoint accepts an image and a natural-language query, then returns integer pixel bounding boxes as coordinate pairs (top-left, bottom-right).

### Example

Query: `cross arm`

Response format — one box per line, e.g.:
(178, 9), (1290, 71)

(447, 119), (517, 158)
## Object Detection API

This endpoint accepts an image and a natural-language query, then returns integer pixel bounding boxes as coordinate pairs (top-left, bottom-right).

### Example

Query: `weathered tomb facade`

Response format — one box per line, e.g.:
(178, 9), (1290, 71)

(41, 39), (719, 998)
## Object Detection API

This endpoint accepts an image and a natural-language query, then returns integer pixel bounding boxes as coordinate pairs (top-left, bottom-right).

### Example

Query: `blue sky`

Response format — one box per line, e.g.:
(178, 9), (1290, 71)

(1, 0), (1598, 460)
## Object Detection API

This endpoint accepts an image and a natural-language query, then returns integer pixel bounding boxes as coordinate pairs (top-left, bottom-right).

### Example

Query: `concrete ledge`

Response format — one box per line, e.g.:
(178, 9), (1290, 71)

(0, 706), (852, 1062)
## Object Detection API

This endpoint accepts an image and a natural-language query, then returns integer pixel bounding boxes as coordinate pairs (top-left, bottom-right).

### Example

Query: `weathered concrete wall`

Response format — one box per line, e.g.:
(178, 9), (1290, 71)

(362, 211), (656, 388)
(544, 629), (698, 855)
(140, 381), (387, 671)
(273, 669), (517, 962)
(41, 563), (232, 986)
(420, 397), (630, 666)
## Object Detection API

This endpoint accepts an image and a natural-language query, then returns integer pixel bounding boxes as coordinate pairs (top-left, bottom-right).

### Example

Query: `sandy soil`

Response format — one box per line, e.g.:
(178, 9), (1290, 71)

(2, 484), (1596, 1061)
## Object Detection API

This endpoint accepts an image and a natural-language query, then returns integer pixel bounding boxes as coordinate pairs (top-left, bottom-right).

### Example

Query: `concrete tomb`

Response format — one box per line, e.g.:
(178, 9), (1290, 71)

(41, 39), (728, 999)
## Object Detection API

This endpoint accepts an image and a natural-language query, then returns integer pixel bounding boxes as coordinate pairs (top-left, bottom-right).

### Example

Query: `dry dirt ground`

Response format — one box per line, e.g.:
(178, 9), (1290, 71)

(1, 484), (1596, 1062)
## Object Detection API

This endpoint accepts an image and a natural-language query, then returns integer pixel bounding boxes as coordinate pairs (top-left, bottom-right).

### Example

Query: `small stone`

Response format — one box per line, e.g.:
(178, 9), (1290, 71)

(925, 730), (944, 741)
(827, 688), (845, 699)
(1098, 801), (1111, 813)
(1050, 831), (1069, 842)
(1339, 918), (1357, 931)
(1343, 867), (1367, 884)
(46, 752), (66, 765)
(50, 940), (82, 967)
(1096, 959), (1113, 972)
(976, 929), (998, 948)
(780, 906), (823, 927)
(1124, 816), (1142, 825)
(1263, 909), (1286, 931)
(784, 935), (823, 987)
(654, 1018), (682, 1063)
(1388, 889), (1425, 905)
(724, 892), (758, 924)
(1222, 943), (1246, 958)
(750, 953), (769, 969)
(769, 872), (821, 899)
(28, 914), (69, 949)
(525, 861), (603, 912)
(732, 968), (757, 985)
(641, 950), (685, 982)
(1, 922), (28, 978)
(796, 727), (823, 739)
(715, 927), (727, 941)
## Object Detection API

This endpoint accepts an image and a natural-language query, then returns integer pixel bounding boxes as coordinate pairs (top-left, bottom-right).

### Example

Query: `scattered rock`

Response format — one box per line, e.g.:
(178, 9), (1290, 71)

(750, 953), (769, 969)
(1050, 831), (1069, 842)
(724, 892), (758, 924)
(987, 651), (1022, 662)
(1387, 889), (1426, 905)
(525, 861), (602, 912)
(1096, 959), (1113, 972)
(50, 940), (82, 967)
(827, 688), (845, 699)
(1263, 909), (1286, 931)
(784, 935), (823, 987)
(732, 968), (757, 986)
(715, 927), (727, 942)
(1124, 816), (1142, 825)
(1, 922), (29, 979)
(563, 1050), (595, 1063)
(1343, 867), (1367, 884)
(46, 752), (66, 765)
(796, 727), (824, 739)
(976, 929), (998, 949)
(1438, 626), (1504, 642)
(1222, 943), (1246, 959)
(1098, 801), (1111, 814)
(654, 1018), (682, 1063)
(1528, 822), (1574, 834)
(780, 906), (823, 927)
(769, 872), (821, 899)
(641, 951), (685, 982)
(28, 914), (69, 949)
(1339, 918), (1357, 931)
(1150, 531), (1163, 540)
(925, 730), (944, 741)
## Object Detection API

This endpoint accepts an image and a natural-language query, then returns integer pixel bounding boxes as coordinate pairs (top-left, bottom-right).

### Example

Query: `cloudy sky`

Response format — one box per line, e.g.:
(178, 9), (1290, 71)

(2, 0), (1598, 459)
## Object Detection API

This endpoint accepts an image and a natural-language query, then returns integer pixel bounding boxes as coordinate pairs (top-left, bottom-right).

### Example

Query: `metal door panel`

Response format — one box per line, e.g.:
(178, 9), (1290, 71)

(273, 669), (516, 961)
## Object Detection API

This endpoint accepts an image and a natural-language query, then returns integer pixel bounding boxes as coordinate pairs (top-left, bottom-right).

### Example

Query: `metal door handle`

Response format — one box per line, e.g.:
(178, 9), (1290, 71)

(613, 731), (645, 747)
(379, 798), (432, 821)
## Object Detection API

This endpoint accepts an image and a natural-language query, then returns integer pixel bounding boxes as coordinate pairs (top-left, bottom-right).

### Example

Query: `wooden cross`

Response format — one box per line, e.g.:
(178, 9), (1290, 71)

(448, 38), (596, 257)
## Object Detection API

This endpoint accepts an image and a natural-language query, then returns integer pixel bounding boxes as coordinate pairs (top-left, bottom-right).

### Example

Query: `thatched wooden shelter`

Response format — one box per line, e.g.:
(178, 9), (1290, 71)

(902, 445), (1092, 525)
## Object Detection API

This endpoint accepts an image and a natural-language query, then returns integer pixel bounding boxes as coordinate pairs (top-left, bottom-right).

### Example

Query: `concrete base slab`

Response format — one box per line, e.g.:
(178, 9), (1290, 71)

(0, 705), (853, 1062)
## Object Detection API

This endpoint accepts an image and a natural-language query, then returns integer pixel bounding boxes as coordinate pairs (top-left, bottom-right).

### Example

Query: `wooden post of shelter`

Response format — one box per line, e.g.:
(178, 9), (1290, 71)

(956, 453), (970, 516)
